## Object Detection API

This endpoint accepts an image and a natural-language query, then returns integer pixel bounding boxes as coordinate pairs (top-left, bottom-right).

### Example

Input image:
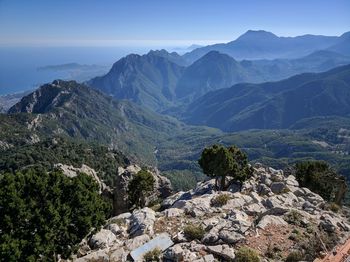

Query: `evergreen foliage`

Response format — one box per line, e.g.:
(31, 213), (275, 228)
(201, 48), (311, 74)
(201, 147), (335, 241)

(295, 160), (348, 204)
(128, 169), (155, 208)
(0, 169), (109, 261)
(198, 144), (252, 190)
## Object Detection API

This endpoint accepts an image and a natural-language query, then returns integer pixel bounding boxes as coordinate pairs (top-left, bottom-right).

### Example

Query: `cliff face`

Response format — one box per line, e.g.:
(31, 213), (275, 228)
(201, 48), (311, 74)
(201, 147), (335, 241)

(68, 163), (350, 262)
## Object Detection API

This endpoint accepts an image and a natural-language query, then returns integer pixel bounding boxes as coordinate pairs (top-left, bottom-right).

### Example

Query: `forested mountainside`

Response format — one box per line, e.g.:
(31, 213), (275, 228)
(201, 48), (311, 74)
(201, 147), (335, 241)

(2, 79), (350, 191)
(180, 64), (350, 131)
(88, 46), (350, 112)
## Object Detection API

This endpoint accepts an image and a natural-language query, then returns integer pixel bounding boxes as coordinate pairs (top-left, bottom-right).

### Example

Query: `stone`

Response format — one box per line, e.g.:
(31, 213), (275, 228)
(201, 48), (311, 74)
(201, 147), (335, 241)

(130, 233), (174, 262)
(89, 229), (117, 250)
(302, 201), (316, 214)
(227, 210), (252, 233)
(243, 203), (267, 216)
(183, 196), (212, 217)
(114, 165), (173, 215)
(193, 179), (216, 196)
(257, 184), (272, 195)
(164, 244), (185, 261)
(106, 223), (122, 236)
(227, 182), (241, 193)
(219, 230), (245, 244)
(203, 254), (215, 262)
(206, 245), (235, 261)
(270, 182), (286, 194)
(125, 234), (150, 251)
(163, 208), (184, 218)
(257, 215), (288, 229)
(249, 191), (262, 204)
(110, 248), (128, 262)
(76, 239), (91, 258)
(129, 208), (156, 237)
(286, 175), (299, 187)
(75, 250), (109, 262)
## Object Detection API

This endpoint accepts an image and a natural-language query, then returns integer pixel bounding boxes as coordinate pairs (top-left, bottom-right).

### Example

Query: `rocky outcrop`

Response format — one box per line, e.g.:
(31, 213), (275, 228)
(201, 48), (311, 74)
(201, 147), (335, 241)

(68, 163), (350, 262)
(55, 163), (109, 194)
(113, 165), (173, 215)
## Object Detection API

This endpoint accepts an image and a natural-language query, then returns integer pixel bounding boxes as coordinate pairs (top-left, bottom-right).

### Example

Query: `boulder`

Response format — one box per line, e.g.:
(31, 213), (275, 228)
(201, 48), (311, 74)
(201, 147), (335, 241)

(88, 229), (117, 250)
(219, 230), (245, 244)
(286, 175), (299, 187)
(257, 215), (288, 229)
(192, 179), (216, 196)
(206, 245), (235, 261)
(129, 208), (156, 237)
(105, 224), (122, 236)
(243, 203), (267, 216)
(75, 250), (109, 262)
(110, 248), (128, 262)
(162, 191), (191, 209)
(183, 196), (213, 217)
(164, 244), (185, 261)
(162, 208), (184, 218)
(114, 165), (173, 215)
(125, 234), (151, 251)
(257, 184), (272, 196)
(270, 182), (286, 194)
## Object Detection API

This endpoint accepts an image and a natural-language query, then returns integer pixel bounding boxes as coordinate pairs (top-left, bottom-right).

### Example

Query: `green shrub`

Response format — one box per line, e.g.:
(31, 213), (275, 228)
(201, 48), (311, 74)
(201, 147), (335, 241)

(265, 244), (282, 259)
(211, 194), (231, 207)
(295, 161), (347, 204)
(235, 247), (260, 262)
(183, 224), (205, 241)
(284, 210), (303, 226)
(143, 248), (161, 262)
(327, 202), (340, 213)
(128, 169), (155, 208)
(0, 169), (109, 261)
(198, 144), (253, 190)
(285, 251), (303, 262)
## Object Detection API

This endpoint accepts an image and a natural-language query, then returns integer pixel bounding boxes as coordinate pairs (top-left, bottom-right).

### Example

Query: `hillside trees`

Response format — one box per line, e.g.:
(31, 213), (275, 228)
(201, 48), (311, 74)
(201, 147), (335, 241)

(198, 144), (252, 190)
(295, 160), (348, 205)
(0, 169), (109, 261)
(128, 169), (155, 208)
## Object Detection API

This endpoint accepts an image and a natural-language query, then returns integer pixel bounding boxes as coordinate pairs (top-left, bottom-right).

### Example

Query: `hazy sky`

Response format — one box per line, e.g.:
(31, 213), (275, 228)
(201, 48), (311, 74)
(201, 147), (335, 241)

(0, 0), (349, 47)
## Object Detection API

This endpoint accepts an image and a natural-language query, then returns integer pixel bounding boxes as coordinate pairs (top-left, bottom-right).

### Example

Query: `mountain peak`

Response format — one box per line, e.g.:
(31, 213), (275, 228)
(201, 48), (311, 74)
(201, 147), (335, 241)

(236, 30), (278, 41)
(201, 50), (235, 61)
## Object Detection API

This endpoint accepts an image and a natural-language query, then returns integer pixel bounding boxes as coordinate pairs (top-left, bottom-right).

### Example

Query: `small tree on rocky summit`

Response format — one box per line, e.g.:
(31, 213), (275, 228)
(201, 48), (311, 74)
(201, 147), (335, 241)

(198, 144), (252, 190)
(128, 169), (155, 208)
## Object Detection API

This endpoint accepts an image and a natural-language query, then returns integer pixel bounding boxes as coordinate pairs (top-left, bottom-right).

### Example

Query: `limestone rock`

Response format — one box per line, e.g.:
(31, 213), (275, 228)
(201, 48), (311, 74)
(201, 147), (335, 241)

(270, 182), (286, 194)
(75, 250), (109, 262)
(125, 234), (150, 251)
(129, 208), (156, 237)
(88, 229), (117, 250)
(257, 215), (288, 229)
(114, 165), (173, 215)
(206, 245), (235, 261)
(219, 230), (245, 244)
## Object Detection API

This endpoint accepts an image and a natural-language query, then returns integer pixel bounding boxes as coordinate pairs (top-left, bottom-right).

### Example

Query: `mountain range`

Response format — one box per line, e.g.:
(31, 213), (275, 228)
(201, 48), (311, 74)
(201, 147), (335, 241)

(2, 29), (350, 189)
(180, 64), (350, 131)
(183, 30), (350, 63)
(88, 30), (350, 112)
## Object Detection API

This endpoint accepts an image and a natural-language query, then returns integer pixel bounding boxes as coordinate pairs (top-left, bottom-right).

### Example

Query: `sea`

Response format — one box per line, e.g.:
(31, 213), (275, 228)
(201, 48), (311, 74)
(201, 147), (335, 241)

(0, 45), (185, 95)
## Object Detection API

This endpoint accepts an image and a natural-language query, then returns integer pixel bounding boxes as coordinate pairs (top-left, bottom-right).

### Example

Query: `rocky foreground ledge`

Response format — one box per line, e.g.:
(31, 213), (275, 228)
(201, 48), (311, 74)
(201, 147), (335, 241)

(66, 164), (350, 262)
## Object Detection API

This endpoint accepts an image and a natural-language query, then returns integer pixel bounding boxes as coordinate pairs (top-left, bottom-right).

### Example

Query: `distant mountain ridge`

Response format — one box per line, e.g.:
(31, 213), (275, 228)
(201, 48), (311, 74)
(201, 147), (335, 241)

(183, 30), (345, 62)
(180, 64), (350, 131)
(88, 52), (185, 112)
(88, 41), (350, 112)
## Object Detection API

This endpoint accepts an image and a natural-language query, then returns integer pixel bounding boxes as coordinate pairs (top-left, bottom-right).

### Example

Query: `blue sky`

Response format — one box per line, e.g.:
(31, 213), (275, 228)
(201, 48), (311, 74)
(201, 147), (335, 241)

(0, 0), (349, 47)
